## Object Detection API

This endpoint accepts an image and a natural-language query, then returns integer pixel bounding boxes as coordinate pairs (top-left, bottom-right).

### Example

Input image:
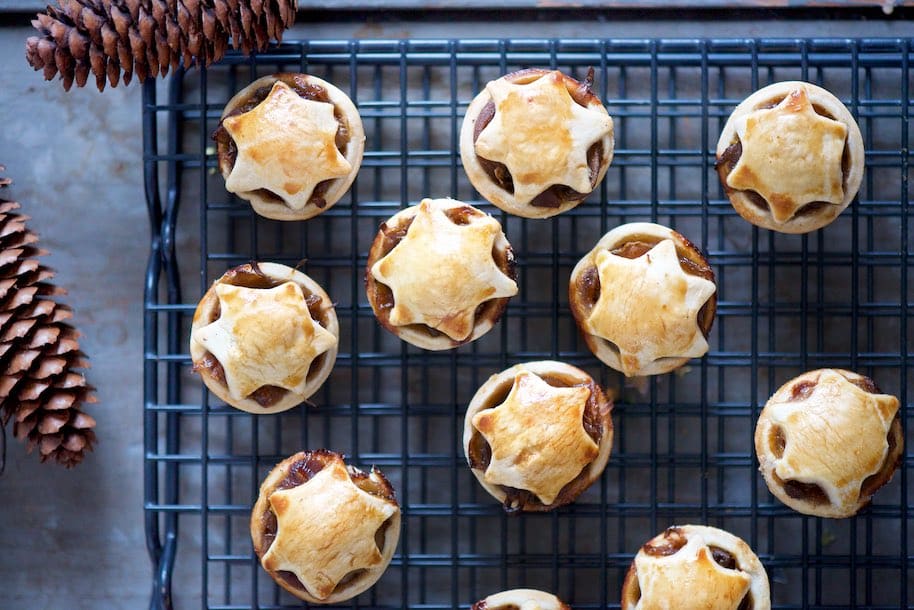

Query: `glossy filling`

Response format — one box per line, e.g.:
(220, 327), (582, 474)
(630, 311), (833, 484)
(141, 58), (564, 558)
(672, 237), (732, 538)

(473, 603), (568, 610)
(572, 234), (717, 341)
(256, 451), (397, 597)
(193, 264), (331, 408)
(773, 373), (900, 507)
(466, 372), (606, 513)
(716, 98), (852, 221)
(637, 527), (753, 610)
(473, 69), (605, 208)
(367, 205), (516, 342)
(213, 75), (351, 209)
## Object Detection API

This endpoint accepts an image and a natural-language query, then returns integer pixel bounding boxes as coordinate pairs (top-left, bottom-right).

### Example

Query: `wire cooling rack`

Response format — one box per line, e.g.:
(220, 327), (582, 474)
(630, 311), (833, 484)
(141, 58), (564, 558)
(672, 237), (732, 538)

(142, 38), (912, 609)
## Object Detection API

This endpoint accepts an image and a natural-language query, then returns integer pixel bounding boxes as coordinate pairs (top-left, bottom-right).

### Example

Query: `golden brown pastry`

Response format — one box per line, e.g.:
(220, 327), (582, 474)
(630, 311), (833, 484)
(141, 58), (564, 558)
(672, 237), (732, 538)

(366, 197), (518, 350)
(568, 222), (717, 377)
(213, 73), (365, 221)
(472, 589), (571, 610)
(460, 68), (614, 219)
(621, 525), (770, 610)
(190, 262), (338, 414)
(463, 361), (613, 513)
(754, 368), (903, 518)
(250, 450), (400, 604)
(716, 81), (864, 234)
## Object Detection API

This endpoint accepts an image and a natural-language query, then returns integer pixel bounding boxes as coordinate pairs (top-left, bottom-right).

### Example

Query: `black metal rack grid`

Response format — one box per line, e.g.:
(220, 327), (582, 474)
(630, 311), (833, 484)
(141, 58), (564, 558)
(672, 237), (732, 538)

(142, 38), (913, 610)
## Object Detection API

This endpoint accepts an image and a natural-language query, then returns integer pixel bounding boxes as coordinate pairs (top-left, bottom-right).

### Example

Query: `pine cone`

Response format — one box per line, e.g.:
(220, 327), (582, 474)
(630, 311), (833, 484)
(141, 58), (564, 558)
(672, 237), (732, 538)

(25, 0), (298, 92)
(0, 168), (97, 468)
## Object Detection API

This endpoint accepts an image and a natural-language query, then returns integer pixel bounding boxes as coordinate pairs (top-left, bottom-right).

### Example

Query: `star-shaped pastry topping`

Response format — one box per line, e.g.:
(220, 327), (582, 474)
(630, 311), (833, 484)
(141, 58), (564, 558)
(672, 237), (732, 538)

(474, 71), (613, 205)
(262, 459), (398, 601)
(471, 370), (596, 505)
(583, 239), (717, 377)
(370, 199), (518, 341)
(635, 535), (751, 610)
(766, 369), (899, 507)
(191, 281), (337, 401)
(726, 86), (848, 224)
(223, 81), (352, 210)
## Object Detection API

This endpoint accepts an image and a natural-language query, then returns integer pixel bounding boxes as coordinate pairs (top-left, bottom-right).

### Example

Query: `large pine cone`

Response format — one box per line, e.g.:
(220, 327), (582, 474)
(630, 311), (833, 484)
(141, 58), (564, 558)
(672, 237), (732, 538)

(0, 169), (97, 468)
(25, 0), (298, 91)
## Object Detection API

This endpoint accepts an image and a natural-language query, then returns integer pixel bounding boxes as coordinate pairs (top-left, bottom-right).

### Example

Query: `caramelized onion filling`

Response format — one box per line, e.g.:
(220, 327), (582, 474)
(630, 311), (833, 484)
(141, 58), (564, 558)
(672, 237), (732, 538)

(773, 472), (830, 506)
(769, 426), (786, 459)
(710, 546), (738, 570)
(642, 527), (687, 557)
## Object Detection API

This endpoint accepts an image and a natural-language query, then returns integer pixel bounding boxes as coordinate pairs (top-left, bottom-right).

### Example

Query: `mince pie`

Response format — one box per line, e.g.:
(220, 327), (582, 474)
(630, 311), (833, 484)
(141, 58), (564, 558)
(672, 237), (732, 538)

(755, 368), (902, 518)
(569, 222), (717, 377)
(366, 197), (518, 350)
(621, 525), (771, 610)
(213, 73), (365, 221)
(250, 450), (401, 604)
(190, 262), (339, 414)
(460, 68), (614, 219)
(472, 589), (571, 610)
(463, 360), (613, 513)
(716, 81), (864, 234)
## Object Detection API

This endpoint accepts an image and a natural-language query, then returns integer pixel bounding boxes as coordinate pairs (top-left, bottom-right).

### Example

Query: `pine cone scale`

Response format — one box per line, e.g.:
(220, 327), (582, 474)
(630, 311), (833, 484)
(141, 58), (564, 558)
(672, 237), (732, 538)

(9, 350), (40, 375)
(45, 393), (77, 411)
(68, 29), (90, 60)
(39, 411), (70, 434)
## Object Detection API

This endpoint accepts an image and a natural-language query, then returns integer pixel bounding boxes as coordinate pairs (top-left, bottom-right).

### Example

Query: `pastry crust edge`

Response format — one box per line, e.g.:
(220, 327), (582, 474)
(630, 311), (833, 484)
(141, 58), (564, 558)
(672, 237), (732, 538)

(568, 222), (717, 377)
(716, 80), (865, 234)
(753, 368), (903, 519)
(249, 450), (402, 604)
(459, 68), (614, 219)
(364, 198), (515, 351)
(190, 262), (339, 414)
(217, 73), (366, 221)
(620, 524), (771, 610)
(462, 360), (614, 511)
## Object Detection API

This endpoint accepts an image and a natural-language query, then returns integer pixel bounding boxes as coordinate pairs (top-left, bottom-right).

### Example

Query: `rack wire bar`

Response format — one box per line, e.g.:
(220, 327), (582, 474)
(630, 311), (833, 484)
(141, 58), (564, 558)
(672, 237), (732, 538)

(143, 38), (913, 609)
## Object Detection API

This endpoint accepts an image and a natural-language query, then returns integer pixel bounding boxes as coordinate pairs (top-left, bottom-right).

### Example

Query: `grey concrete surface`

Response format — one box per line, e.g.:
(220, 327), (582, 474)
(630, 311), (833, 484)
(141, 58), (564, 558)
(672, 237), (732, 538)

(0, 27), (148, 610)
(0, 28), (150, 609)
(0, 12), (912, 610)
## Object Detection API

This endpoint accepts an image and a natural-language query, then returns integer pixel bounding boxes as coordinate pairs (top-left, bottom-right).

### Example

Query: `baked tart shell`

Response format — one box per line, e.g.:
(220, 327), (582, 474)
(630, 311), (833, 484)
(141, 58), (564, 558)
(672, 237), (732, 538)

(365, 199), (516, 351)
(716, 80), (864, 234)
(250, 450), (401, 604)
(215, 73), (365, 221)
(754, 368), (903, 519)
(460, 68), (614, 219)
(462, 360), (614, 512)
(568, 222), (717, 376)
(621, 524), (771, 610)
(190, 262), (339, 414)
